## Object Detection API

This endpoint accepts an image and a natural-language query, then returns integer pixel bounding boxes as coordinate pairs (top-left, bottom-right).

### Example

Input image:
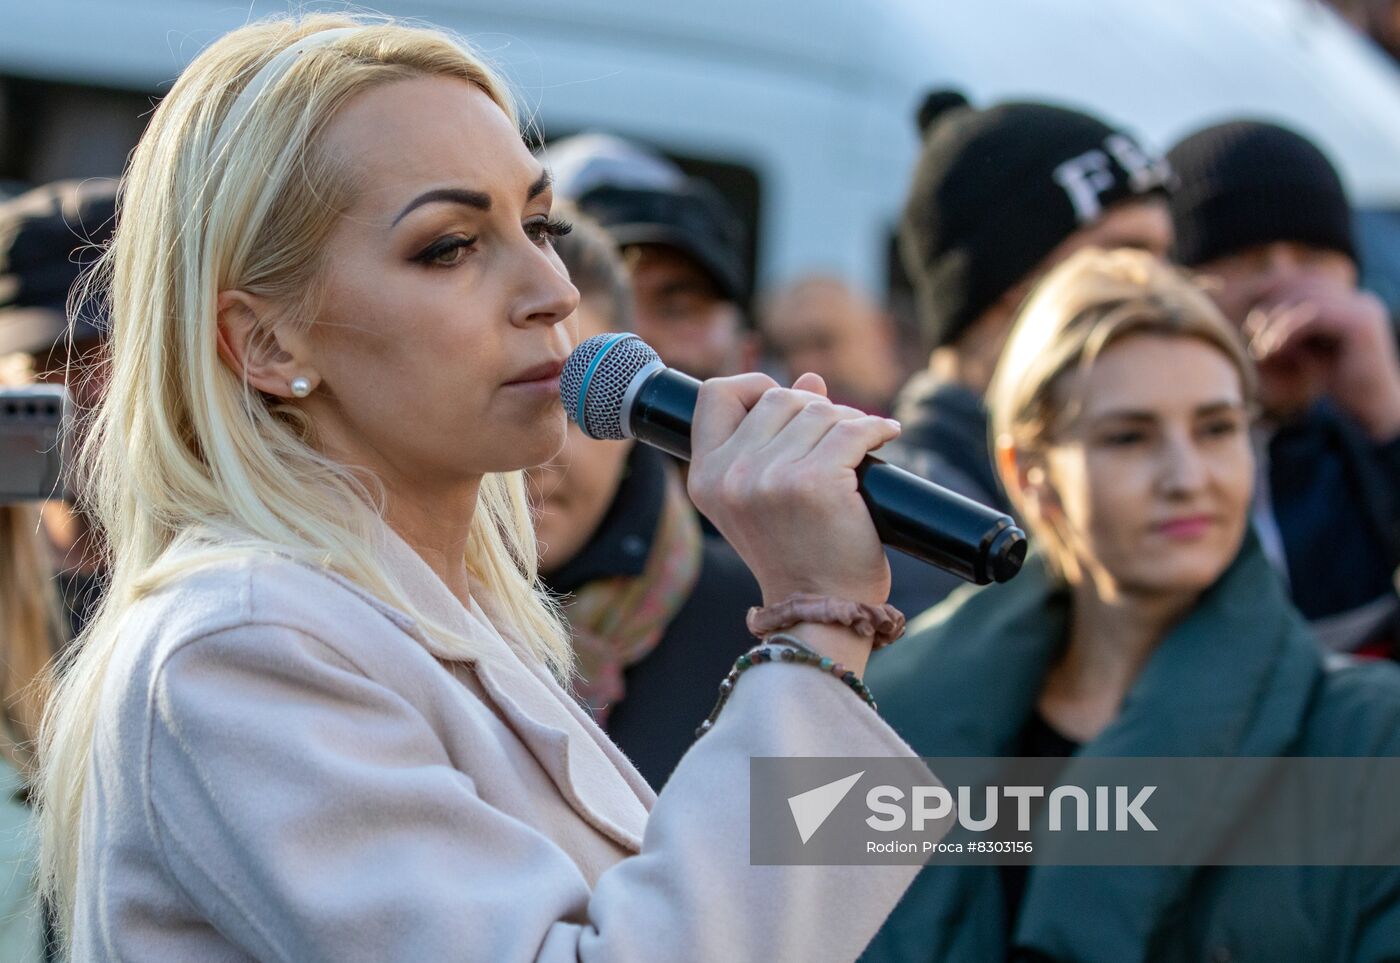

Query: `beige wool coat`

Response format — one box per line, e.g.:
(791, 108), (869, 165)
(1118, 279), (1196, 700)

(73, 521), (932, 962)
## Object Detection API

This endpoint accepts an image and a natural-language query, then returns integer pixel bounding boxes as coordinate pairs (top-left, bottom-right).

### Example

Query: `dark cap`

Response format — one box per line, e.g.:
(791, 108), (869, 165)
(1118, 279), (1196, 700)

(0, 179), (117, 356)
(544, 132), (748, 303)
(1167, 120), (1355, 268)
(575, 181), (748, 303)
(900, 90), (1171, 349)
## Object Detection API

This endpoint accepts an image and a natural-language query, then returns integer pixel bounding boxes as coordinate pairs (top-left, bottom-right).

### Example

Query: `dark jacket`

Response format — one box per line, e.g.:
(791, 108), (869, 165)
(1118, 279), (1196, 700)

(885, 373), (1007, 515)
(1264, 401), (1400, 652)
(862, 535), (1400, 963)
(543, 444), (760, 790)
(882, 375), (1008, 618)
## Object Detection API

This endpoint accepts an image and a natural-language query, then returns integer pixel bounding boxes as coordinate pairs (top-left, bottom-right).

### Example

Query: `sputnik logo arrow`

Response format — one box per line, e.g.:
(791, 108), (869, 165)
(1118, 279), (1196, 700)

(787, 771), (864, 844)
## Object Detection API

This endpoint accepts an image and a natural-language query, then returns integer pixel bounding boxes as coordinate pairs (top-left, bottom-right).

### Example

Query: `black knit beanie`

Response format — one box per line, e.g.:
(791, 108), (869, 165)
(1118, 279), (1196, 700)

(900, 91), (1171, 349)
(1167, 120), (1355, 268)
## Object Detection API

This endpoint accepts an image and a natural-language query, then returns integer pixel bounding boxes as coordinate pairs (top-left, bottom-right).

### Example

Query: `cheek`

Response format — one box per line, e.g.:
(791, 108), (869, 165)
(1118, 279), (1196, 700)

(1062, 450), (1153, 550)
(574, 438), (630, 500)
(543, 437), (628, 529)
(1212, 442), (1257, 529)
(319, 261), (506, 406)
(705, 305), (740, 345)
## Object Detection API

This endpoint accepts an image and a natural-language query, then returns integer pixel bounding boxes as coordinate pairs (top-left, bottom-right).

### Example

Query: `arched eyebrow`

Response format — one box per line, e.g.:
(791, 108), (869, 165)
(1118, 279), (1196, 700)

(392, 169), (552, 227)
(1088, 399), (1246, 425)
(527, 169), (552, 201)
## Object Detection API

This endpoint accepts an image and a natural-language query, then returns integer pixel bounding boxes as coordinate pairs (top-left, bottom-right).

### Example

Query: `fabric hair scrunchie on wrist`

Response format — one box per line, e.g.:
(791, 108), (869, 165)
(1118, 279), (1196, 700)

(745, 593), (905, 650)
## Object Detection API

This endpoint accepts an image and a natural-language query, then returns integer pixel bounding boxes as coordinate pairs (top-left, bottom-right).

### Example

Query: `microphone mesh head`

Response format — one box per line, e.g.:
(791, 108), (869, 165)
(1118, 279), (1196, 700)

(559, 333), (660, 440)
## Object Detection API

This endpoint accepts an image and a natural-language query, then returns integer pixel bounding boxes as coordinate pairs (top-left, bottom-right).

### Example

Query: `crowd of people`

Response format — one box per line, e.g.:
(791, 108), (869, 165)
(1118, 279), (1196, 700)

(1, 10), (1399, 962)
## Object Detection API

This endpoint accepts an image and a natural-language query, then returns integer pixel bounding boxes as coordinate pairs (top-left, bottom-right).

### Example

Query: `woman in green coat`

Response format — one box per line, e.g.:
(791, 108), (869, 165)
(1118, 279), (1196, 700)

(864, 248), (1400, 963)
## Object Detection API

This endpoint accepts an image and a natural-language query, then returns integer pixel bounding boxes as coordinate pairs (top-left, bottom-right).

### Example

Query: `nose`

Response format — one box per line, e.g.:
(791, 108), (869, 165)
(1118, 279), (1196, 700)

(1156, 428), (1208, 498)
(510, 243), (580, 330)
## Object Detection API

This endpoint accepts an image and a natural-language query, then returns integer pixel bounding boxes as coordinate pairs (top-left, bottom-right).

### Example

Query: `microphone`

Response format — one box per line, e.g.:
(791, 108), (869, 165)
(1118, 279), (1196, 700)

(561, 333), (1026, 585)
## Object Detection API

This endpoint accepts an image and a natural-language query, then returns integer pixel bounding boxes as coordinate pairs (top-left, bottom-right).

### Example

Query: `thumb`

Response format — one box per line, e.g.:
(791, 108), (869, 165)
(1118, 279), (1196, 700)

(792, 371), (828, 396)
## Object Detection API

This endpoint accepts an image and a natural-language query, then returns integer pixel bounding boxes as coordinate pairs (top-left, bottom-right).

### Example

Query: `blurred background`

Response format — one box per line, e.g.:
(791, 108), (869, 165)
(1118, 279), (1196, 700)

(5, 0), (1400, 342)
(8, 0), (1400, 345)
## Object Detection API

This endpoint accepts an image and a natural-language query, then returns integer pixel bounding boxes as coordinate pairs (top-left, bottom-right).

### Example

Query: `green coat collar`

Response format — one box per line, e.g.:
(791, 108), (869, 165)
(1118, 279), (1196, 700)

(865, 535), (1323, 963)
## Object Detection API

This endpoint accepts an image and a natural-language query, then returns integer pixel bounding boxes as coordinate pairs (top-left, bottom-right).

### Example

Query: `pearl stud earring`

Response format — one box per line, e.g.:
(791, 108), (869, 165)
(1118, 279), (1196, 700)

(290, 376), (312, 398)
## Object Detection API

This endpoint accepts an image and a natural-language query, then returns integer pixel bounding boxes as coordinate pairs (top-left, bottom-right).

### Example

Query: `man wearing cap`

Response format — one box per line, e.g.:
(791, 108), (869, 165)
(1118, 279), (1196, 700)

(885, 91), (1173, 614)
(0, 178), (117, 638)
(545, 133), (758, 381)
(1169, 120), (1400, 655)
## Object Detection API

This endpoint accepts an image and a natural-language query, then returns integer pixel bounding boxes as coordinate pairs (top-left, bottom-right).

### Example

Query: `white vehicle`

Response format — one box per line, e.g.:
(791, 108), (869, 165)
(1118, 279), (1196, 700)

(6, 0), (1400, 306)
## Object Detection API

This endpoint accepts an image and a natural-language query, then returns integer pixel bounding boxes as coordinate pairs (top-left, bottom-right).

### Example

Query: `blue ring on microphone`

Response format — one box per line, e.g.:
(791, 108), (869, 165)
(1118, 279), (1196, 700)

(574, 333), (638, 434)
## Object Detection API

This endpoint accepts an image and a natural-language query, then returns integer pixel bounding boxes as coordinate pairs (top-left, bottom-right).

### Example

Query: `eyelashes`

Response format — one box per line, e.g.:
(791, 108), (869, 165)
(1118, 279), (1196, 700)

(412, 235), (477, 267)
(411, 217), (574, 268)
(528, 217), (573, 244)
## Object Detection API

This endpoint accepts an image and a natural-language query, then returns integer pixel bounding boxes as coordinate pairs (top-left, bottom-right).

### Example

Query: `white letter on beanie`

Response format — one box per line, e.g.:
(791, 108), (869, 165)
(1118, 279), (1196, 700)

(1053, 149), (1115, 222)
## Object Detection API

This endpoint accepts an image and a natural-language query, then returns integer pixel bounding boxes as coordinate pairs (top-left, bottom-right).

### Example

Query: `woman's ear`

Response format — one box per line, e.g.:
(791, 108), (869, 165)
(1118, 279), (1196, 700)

(215, 290), (319, 399)
(996, 434), (1056, 517)
(994, 434), (1028, 500)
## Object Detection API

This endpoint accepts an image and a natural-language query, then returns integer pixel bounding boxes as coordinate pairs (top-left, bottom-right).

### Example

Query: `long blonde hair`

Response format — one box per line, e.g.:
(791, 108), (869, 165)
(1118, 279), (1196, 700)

(38, 14), (571, 933)
(986, 247), (1256, 575)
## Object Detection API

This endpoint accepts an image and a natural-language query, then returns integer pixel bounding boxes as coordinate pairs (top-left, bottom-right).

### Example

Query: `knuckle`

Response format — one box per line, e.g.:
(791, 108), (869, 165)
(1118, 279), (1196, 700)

(750, 464), (781, 497)
(758, 386), (795, 411)
(783, 467), (824, 503)
(717, 463), (751, 506)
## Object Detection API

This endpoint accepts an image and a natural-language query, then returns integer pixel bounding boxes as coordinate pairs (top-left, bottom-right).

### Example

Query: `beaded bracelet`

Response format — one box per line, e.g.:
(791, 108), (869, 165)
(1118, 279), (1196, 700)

(695, 632), (878, 738)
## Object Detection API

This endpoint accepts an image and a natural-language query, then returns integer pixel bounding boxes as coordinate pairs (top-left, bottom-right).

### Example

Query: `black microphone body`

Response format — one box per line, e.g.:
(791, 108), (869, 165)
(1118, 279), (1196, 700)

(562, 333), (1026, 585)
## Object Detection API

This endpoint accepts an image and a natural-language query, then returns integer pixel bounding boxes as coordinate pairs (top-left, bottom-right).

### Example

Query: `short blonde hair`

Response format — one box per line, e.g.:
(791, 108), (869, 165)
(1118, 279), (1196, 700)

(39, 13), (570, 937)
(986, 247), (1256, 571)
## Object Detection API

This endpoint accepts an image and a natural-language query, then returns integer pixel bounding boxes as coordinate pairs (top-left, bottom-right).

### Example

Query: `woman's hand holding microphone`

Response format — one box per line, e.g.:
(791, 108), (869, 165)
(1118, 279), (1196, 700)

(686, 372), (901, 675)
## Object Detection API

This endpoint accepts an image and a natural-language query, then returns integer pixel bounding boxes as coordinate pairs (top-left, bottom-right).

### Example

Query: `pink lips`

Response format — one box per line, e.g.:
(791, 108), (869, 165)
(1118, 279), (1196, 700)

(504, 358), (566, 389)
(1154, 515), (1216, 540)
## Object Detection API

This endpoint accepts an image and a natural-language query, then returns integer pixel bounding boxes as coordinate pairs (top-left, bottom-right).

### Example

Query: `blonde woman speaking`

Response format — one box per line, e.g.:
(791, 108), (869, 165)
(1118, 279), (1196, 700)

(37, 15), (932, 962)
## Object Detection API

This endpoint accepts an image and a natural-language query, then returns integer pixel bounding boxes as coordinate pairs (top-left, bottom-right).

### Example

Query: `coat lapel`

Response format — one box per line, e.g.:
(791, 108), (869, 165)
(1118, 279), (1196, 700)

(867, 535), (1324, 963)
(293, 521), (654, 854)
(863, 565), (1070, 959)
(461, 584), (656, 854)
(1013, 538), (1323, 962)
